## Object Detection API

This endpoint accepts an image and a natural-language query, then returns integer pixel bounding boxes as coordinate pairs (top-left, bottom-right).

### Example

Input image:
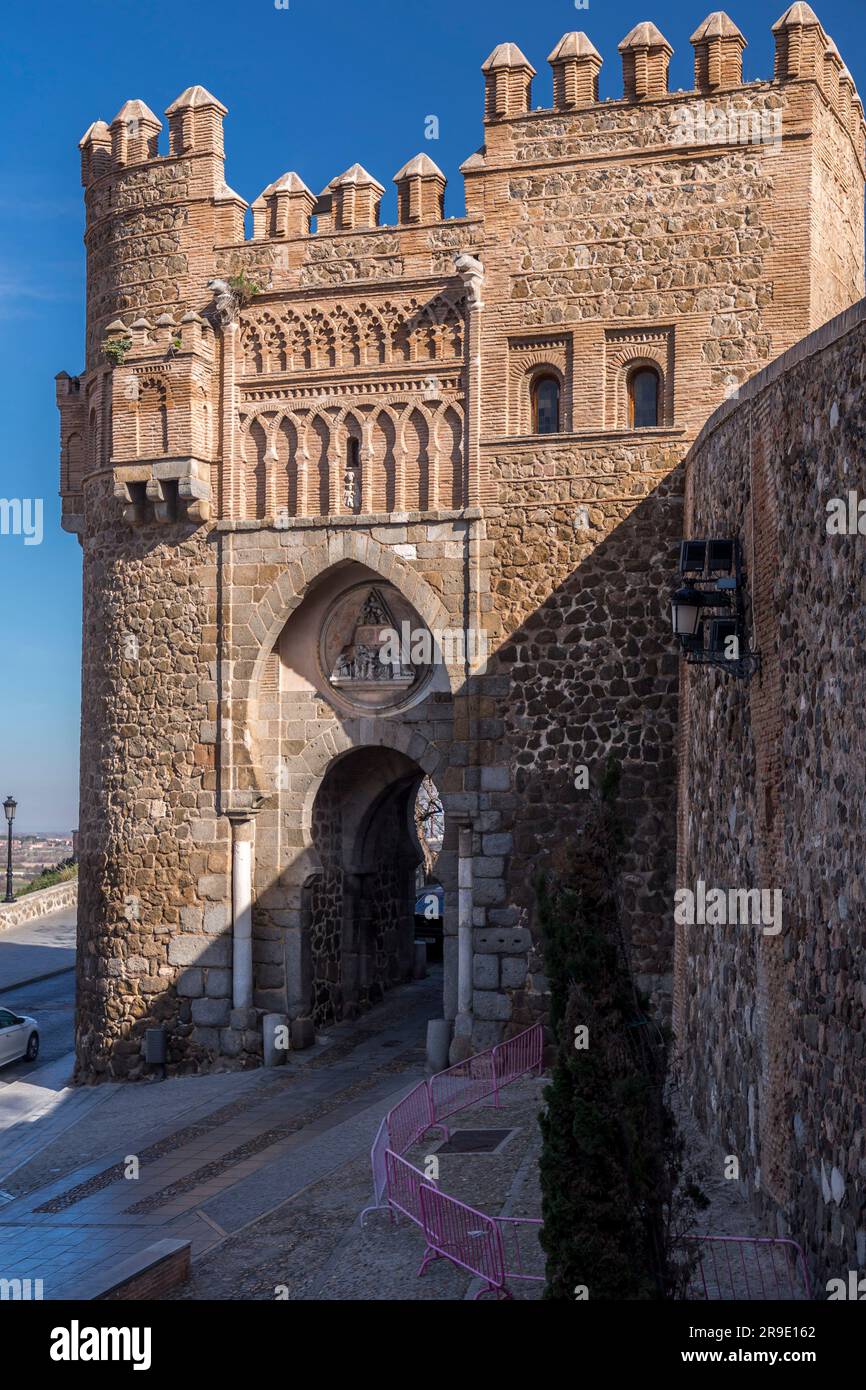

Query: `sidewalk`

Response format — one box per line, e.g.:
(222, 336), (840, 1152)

(0, 973), (434, 1296)
(0, 970), (545, 1300)
(0, 906), (76, 993)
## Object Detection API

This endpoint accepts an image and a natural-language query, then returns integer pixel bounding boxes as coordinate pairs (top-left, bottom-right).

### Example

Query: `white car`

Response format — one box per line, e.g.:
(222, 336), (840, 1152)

(0, 1009), (39, 1067)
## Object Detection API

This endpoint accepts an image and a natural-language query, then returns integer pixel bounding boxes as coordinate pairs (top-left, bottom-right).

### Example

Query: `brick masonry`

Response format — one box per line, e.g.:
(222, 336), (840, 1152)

(57, 9), (865, 1079)
(675, 298), (866, 1291)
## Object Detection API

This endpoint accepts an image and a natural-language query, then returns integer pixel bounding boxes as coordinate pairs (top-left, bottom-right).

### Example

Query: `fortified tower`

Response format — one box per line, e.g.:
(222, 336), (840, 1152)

(58, 7), (865, 1079)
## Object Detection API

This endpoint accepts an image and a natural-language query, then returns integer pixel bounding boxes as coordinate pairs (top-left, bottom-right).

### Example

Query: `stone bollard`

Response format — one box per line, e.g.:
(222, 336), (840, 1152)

(291, 1016), (316, 1051)
(426, 1018), (451, 1074)
(263, 1012), (290, 1067)
(413, 940), (427, 980)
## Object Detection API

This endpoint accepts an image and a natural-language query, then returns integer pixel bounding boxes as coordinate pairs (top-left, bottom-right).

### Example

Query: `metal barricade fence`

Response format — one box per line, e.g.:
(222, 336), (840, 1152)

(387, 1079), (435, 1155)
(494, 1216), (545, 1288)
(429, 1048), (498, 1127)
(384, 1149), (429, 1229)
(360, 1117), (391, 1226)
(684, 1236), (812, 1301)
(418, 1183), (507, 1296)
(362, 1023), (545, 1219)
(492, 1021), (544, 1089)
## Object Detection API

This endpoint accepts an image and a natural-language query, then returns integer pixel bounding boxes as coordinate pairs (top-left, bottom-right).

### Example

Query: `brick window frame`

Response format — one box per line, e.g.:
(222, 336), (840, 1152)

(507, 335), (571, 434)
(604, 326), (674, 429)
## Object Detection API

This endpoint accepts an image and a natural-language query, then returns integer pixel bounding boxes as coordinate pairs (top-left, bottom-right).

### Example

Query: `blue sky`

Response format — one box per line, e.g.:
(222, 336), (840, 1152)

(0, 0), (862, 832)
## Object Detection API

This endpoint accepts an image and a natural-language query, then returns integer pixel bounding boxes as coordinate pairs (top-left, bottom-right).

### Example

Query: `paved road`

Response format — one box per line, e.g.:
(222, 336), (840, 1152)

(0, 971), (451, 1299)
(0, 968), (74, 1084)
(0, 904), (76, 994)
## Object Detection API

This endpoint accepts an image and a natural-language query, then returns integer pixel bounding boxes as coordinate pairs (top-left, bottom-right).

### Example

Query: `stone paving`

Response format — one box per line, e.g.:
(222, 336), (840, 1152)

(0, 968), (546, 1300)
(167, 1073), (545, 1301)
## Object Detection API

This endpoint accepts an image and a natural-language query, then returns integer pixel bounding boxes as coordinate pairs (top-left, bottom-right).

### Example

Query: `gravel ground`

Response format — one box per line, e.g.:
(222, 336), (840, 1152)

(166, 1075), (547, 1301)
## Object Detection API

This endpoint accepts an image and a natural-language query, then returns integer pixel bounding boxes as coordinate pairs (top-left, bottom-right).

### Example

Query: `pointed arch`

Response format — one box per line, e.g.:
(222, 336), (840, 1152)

(437, 404), (464, 509)
(404, 407), (432, 511)
(244, 417), (269, 519)
(370, 407), (398, 512)
(273, 414), (300, 516)
(241, 324), (264, 374)
(304, 411), (331, 516)
(356, 304), (387, 365)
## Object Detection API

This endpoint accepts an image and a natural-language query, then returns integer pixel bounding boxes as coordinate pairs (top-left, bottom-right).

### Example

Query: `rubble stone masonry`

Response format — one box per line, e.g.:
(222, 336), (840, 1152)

(675, 299), (866, 1291)
(57, 8), (865, 1081)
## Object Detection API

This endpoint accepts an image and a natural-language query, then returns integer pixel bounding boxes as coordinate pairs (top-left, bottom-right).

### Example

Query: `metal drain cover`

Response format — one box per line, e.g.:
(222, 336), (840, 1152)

(435, 1129), (515, 1154)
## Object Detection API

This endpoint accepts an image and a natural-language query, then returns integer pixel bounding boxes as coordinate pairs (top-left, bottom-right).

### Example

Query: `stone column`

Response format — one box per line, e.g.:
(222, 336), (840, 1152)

(449, 824), (474, 1063)
(455, 253), (484, 508)
(227, 811), (258, 1009)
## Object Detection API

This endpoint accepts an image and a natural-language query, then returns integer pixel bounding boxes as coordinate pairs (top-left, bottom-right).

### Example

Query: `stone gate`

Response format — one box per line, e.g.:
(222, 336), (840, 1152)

(57, 7), (865, 1078)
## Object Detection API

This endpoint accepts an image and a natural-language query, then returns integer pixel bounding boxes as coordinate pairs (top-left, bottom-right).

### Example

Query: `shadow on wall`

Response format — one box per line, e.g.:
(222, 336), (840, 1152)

(73, 461), (685, 1079)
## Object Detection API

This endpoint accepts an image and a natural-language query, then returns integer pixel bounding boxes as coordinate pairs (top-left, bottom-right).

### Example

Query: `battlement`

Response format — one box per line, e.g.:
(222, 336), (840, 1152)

(61, 3), (865, 537)
(77, 9), (866, 231)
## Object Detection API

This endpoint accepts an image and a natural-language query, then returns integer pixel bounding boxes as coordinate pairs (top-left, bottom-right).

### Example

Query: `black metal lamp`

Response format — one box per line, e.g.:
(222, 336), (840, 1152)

(3, 795), (16, 903)
(670, 539), (760, 679)
(671, 584), (713, 639)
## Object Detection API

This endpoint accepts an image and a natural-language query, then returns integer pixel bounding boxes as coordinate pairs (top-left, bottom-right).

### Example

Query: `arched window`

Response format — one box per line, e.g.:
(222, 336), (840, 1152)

(531, 374), (560, 434)
(628, 366), (661, 428)
(347, 436), (360, 470)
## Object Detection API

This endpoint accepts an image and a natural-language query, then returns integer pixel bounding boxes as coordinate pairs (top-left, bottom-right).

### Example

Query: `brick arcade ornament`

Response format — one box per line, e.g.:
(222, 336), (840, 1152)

(319, 584), (430, 711)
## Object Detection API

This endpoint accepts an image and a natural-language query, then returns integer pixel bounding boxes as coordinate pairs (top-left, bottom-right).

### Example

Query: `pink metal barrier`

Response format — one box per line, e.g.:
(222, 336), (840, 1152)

(419, 1183), (505, 1293)
(492, 1022), (544, 1090)
(684, 1236), (812, 1301)
(359, 1022), (547, 1294)
(418, 1185), (544, 1299)
(387, 1080), (435, 1155)
(429, 1049), (498, 1127)
(362, 1023), (544, 1221)
(385, 1149), (430, 1228)
(360, 1117), (390, 1226)
(430, 1022), (544, 1127)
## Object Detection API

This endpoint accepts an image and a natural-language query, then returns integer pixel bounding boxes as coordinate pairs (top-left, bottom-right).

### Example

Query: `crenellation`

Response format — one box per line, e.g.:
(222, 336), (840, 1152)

(58, 10), (865, 1117)
(393, 154), (447, 226)
(618, 22), (674, 102)
(771, 1), (827, 82)
(79, 120), (112, 187)
(482, 43), (536, 121)
(690, 11), (746, 92)
(165, 85), (227, 159)
(332, 163), (385, 231)
(822, 34), (843, 110)
(110, 99), (162, 168)
(547, 32), (603, 110)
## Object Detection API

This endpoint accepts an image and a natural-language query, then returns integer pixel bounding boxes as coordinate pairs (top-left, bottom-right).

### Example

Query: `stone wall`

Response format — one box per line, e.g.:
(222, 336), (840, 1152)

(0, 879), (78, 932)
(674, 298), (866, 1290)
(75, 475), (228, 1080)
(60, 12), (866, 1078)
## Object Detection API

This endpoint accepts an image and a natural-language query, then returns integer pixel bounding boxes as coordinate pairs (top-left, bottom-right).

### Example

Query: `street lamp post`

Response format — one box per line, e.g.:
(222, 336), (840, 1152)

(3, 796), (16, 903)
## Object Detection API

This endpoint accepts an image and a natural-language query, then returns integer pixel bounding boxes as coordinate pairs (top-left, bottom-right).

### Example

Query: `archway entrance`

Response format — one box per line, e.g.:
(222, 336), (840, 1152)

(303, 747), (444, 1027)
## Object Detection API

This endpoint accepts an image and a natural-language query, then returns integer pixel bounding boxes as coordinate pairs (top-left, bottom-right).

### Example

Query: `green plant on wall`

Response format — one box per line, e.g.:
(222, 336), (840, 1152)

(227, 273), (262, 308)
(102, 336), (132, 366)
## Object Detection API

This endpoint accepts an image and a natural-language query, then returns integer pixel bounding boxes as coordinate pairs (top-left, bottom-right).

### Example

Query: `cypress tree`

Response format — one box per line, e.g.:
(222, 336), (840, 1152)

(538, 757), (693, 1300)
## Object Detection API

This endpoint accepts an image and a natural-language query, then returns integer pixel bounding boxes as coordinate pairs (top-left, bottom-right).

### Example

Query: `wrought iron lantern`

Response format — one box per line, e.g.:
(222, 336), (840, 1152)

(670, 539), (760, 679)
